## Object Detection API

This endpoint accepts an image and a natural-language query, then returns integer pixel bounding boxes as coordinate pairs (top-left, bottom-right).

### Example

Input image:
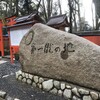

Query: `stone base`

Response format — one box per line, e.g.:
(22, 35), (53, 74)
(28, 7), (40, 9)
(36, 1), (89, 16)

(16, 70), (100, 100)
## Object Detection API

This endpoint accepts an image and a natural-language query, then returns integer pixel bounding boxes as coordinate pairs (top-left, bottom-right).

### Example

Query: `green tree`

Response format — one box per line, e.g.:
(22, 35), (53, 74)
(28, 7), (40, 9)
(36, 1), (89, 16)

(19, 0), (35, 16)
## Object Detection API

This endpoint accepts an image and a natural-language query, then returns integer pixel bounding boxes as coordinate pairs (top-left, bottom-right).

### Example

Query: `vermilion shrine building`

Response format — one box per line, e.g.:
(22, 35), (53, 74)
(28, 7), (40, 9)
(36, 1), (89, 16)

(0, 13), (44, 62)
(0, 15), (16, 57)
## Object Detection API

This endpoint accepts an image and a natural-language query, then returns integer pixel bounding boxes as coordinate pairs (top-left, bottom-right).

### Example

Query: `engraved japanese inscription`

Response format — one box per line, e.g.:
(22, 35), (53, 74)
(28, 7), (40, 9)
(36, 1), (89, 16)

(25, 30), (75, 60)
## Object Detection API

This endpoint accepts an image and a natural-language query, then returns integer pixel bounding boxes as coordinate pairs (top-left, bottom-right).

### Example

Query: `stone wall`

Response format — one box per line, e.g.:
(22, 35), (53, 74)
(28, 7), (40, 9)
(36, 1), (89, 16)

(16, 70), (100, 100)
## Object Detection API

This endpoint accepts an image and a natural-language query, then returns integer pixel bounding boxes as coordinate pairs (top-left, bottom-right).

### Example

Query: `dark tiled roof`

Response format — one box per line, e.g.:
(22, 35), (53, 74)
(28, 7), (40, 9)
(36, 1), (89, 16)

(15, 13), (44, 24)
(47, 14), (69, 27)
(5, 21), (36, 29)
(15, 15), (30, 23)
(74, 30), (100, 36)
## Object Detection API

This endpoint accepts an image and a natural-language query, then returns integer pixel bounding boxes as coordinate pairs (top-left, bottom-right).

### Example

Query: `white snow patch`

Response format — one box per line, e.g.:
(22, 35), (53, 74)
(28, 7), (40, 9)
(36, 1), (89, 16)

(0, 60), (7, 64)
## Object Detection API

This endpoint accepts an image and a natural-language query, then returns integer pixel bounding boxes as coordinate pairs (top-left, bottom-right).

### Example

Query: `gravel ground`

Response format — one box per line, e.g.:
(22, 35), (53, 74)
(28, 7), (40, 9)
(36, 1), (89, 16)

(0, 61), (65, 100)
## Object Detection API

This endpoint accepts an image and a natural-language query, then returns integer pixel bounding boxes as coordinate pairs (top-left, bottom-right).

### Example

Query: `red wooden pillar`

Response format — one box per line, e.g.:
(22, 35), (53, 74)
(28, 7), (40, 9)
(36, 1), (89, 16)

(0, 20), (4, 56)
(10, 47), (14, 63)
(7, 29), (13, 63)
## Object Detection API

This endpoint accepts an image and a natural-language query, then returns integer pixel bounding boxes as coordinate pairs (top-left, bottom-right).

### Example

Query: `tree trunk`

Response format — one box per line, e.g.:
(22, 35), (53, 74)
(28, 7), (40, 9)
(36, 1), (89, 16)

(5, 1), (8, 16)
(68, 0), (73, 33)
(91, 1), (94, 29)
(73, 13), (77, 31)
(47, 0), (51, 19)
(58, 0), (62, 15)
(42, 0), (48, 21)
(73, 1), (77, 31)
(16, 0), (18, 16)
(25, 0), (30, 14)
(96, 15), (99, 29)
(77, 0), (81, 31)
(10, 0), (13, 15)
(37, 0), (41, 15)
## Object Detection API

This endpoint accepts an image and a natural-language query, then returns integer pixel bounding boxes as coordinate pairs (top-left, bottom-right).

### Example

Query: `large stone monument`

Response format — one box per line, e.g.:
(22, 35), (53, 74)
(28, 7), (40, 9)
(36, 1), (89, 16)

(19, 23), (100, 91)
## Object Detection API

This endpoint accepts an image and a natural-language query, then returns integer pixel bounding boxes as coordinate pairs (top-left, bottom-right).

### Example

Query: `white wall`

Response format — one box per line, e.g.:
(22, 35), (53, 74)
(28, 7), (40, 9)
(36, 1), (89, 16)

(10, 25), (31, 46)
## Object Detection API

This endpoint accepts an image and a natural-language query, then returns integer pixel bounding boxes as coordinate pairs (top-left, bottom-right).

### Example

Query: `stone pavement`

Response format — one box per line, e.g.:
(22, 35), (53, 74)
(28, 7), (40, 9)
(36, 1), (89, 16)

(0, 60), (65, 100)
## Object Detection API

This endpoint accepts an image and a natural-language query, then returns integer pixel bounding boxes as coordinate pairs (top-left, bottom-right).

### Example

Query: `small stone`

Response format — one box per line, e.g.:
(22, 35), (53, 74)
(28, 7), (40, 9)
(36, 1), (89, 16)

(34, 76), (39, 83)
(18, 75), (23, 81)
(16, 70), (22, 79)
(72, 87), (80, 97)
(61, 83), (66, 90)
(66, 85), (71, 89)
(39, 84), (42, 89)
(58, 90), (63, 96)
(28, 74), (33, 80)
(22, 78), (27, 83)
(39, 78), (44, 84)
(16, 72), (19, 79)
(72, 96), (81, 100)
(25, 73), (29, 78)
(50, 88), (58, 94)
(78, 88), (89, 95)
(90, 91), (98, 100)
(32, 82), (36, 87)
(17, 70), (22, 75)
(27, 79), (32, 85)
(42, 79), (53, 91)
(0, 91), (6, 98)
(54, 81), (60, 89)
(22, 72), (25, 77)
(83, 96), (92, 100)
(63, 89), (72, 99)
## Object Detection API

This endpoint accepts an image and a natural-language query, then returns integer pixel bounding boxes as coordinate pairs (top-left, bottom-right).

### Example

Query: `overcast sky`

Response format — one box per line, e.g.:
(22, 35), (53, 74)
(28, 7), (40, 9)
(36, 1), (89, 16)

(61, 0), (95, 26)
